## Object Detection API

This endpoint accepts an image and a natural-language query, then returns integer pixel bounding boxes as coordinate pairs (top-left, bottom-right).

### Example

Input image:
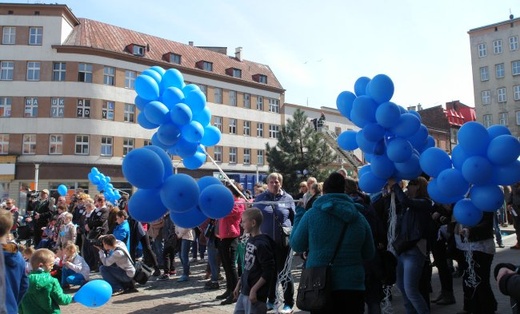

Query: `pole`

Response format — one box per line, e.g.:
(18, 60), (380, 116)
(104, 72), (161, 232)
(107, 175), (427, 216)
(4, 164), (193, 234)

(256, 164), (259, 183)
(34, 163), (40, 191)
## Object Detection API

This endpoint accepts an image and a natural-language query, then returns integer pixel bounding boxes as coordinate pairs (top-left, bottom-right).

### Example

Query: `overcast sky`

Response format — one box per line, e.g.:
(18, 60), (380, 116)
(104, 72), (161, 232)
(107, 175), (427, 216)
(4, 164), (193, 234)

(9, 0), (520, 110)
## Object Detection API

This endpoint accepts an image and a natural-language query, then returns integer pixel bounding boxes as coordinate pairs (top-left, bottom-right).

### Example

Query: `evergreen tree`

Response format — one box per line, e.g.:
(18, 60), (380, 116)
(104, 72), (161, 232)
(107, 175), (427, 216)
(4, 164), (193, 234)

(265, 109), (336, 195)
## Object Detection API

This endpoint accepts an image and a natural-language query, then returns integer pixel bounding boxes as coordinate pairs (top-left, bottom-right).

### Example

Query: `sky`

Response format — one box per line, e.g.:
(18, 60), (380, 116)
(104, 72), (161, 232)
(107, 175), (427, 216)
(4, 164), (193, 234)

(9, 0), (520, 110)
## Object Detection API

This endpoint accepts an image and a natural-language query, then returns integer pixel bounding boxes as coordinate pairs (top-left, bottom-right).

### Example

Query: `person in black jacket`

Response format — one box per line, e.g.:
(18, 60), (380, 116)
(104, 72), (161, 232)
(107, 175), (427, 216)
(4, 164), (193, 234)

(31, 189), (55, 247)
(495, 263), (520, 314)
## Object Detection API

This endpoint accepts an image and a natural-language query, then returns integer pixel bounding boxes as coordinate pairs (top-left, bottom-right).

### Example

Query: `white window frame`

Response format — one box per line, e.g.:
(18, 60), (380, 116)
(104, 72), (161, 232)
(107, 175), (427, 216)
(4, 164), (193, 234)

(0, 97), (12, 117)
(202, 61), (213, 71)
(478, 43), (487, 58)
(123, 138), (134, 156)
(49, 134), (63, 155)
(101, 136), (113, 157)
(257, 122), (264, 137)
(269, 98), (280, 113)
(214, 146), (222, 162)
(496, 63), (505, 78)
(243, 93), (251, 109)
(0, 61), (14, 80)
(77, 99), (91, 118)
(24, 97), (38, 117)
(269, 124), (279, 138)
(169, 53), (181, 64)
(243, 148), (251, 165)
(493, 39), (503, 54)
(214, 88), (222, 104)
(257, 150), (264, 165)
(104, 66), (115, 86)
(511, 36), (519, 51)
(0, 134), (8, 154)
(75, 135), (89, 155)
(52, 62), (66, 81)
(483, 114), (492, 127)
(198, 84), (207, 96)
(28, 27), (42, 45)
(214, 116), (223, 132)
(482, 90), (491, 105)
(229, 118), (237, 134)
(22, 134), (36, 155)
(516, 111), (520, 125)
(497, 87), (507, 103)
(124, 103), (135, 122)
(27, 61), (40, 81)
(499, 112), (508, 125)
(103, 101), (115, 120)
(51, 98), (64, 118)
(480, 66), (489, 81)
(2, 26), (15, 45)
(243, 121), (250, 136)
(125, 70), (136, 89)
(229, 90), (237, 106)
(256, 96), (263, 111)
(229, 147), (237, 164)
(513, 61), (520, 76)
(78, 63), (92, 83)
(514, 86), (520, 101)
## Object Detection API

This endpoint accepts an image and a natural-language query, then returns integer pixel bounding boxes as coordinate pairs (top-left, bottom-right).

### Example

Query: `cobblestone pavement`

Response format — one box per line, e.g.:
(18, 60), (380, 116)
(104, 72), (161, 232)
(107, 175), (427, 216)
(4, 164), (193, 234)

(64, 227), (519, 314)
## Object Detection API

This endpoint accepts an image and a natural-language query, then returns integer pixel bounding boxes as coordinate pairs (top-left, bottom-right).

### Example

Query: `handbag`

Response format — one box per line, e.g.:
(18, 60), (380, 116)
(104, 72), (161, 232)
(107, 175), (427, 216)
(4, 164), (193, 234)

(116, 248), (153, 285)
(296, 223), (348, 311)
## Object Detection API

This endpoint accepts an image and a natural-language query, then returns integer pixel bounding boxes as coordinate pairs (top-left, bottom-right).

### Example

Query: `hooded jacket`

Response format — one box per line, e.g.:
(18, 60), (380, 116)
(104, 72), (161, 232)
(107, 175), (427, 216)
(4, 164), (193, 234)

(290, 193), (375, 291)
(19, 269), (72, 314)
(3, 242), (28, 314)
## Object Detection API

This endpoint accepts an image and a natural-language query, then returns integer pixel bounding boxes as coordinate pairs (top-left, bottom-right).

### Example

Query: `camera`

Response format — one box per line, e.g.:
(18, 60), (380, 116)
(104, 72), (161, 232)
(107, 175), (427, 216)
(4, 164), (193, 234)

(88, 237), (104, 248)
(494, 263), (520, 280)
(27, 190), (40, 199)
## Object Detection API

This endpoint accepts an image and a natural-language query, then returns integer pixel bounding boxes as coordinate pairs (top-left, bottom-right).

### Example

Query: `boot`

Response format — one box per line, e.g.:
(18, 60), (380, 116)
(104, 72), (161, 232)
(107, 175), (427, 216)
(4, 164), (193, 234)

(431, 292), (444, 303)
(436, 292), (456, 305)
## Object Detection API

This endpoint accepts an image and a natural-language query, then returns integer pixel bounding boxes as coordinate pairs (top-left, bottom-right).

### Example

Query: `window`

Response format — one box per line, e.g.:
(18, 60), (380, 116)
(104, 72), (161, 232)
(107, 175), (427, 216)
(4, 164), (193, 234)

(104, 66), (115, 86)
(257, 74), (267, 84)
(2, 27), (15, 45)
(202, 61), (213, 71)
(478, 43), (487, 58)
(124, 103), (135, 122)
(243, 148), (250, 165)
(0, 134), (8, 154)
(511, 36), (519, 51)
(100, 137), (113, 156)
(229, 90), (237, 106)
(214, 116), (223, 132)
(125, 70), (136, 89)
(143, 139), (151, 146)
(257, 150), (264, 165)
(77, 99), (90, 118)
(493, 39), (503, 54)
(243, 93), (251, 109)
(513, 61), (520, 76)
(52, 62), (66, 81)
(123, 138), (134, 156)
(103, 101), (115, 120)
(132, 45), (145, 56)
(198, 84), (207, 96)
(499, 112), (508, 125)
(496, 63), (505, 78)
(269, 98), (280, 113)
(483, 114), (492, 127)
(169, 53), (181, 64)
(24, 97), (38, 117)
(78, 63), (92, 83)
(243, 121), (250, 136)
(49, 134), (63, 154)
(27, 61), (40, 81)
(256, 96), (263, 111)
(516, 111), (520, 125)
(75, 135), (89, 155)
(232, 68), (242, 78)
(0, 97), (12, 117)
(515, 86), (520, 101)
(269, 124), (279, 138)
(214, 146), (222, 162)
(229, 118), (237, 134)
(214, 88), (222, 104)
(481, 90), (491, 105)
(22, 134), (36, 154)
(0, 61), (14, 80)
(28, 27), (42, 45)
(50, 98), (64, 117)
(257, 122), (264, 137)
(229, 147), (237, 163)
(480, 66), (489, 81)
(497, 87), (507, 103)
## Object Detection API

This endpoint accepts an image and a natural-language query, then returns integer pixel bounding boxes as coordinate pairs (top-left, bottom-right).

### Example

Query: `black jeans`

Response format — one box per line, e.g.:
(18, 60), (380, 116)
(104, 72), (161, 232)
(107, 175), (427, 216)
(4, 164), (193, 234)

(218, 237), (239, 294)
(268, 243), (294, 307)
(432, 237), (454, 294)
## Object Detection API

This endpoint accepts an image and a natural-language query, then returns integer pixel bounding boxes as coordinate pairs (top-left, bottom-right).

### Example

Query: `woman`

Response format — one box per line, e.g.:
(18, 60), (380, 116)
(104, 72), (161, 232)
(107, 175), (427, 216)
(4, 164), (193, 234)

(304, 182), (322, 211)
(290, 172), (375, 314)
(112, 210), (131, 251)
(389, 177), (434, 314)
(97, 234), (136, 295)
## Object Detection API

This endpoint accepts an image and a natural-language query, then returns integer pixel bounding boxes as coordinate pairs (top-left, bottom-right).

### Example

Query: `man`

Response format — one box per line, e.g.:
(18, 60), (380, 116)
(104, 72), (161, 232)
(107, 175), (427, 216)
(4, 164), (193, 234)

(507, 182), (520, 249)
(32, 189), (55, 247)
(254, 173), (296, 314)
(302, 177), (317, 208)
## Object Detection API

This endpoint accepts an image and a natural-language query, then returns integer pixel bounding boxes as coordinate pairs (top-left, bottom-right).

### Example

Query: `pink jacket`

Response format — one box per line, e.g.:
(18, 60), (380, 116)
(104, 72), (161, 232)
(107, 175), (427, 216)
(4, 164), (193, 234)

(217, 197), (245, 239)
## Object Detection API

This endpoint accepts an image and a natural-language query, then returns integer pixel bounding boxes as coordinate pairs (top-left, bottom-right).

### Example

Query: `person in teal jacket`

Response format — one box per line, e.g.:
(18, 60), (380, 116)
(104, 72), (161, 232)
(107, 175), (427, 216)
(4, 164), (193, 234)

(290, 172), (375, 314)
(19, 248), (73, 314)
(113, 210), (131, 250)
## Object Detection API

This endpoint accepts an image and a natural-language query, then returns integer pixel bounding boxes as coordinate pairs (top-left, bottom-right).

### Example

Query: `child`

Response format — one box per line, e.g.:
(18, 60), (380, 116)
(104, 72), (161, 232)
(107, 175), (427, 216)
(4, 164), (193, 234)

(37, 217), (58, 249)
(233, 208), (276, 314)
(1, 209), (28, 314)
(19, 248), (73, 313)
(175, 225), (195, 282)
(57, 213), (76, 249)
(158, 213), (177, 280)
(22, 246), (35, 275)
(60, 241), (90, 288)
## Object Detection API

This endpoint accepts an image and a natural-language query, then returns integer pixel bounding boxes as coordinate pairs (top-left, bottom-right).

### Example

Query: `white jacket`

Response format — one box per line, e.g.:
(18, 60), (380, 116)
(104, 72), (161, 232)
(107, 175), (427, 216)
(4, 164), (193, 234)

(98, 240), (136, 278)
(63, 253), (90, 281)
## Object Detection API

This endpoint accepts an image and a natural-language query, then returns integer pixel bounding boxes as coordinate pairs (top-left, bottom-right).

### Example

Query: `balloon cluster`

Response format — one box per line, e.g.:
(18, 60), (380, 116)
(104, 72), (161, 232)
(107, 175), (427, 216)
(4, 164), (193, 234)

(420, 123), (520, 226)
(122, 146), (234, 227)
(336, 74), (435, 193)
(134, 66), (222, 170)
(73, 279), (111, 308)
(87, 167), (121, 204)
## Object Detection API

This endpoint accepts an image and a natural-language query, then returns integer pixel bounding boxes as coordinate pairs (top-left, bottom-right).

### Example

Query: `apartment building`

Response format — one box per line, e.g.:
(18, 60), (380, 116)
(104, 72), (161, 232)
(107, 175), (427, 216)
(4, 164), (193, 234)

(468, 14), (520, 137)
(0, 3), (283, 207)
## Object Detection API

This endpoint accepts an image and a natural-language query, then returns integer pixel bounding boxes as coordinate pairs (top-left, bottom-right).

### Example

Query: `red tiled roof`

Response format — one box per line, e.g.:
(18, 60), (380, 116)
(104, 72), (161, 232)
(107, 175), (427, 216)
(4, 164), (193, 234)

(61, 18), (284, 90)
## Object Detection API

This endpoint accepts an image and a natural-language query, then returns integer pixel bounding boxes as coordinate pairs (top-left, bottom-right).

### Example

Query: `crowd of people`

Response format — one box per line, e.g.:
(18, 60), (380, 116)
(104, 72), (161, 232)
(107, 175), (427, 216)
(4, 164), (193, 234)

(0, 173), (519, 314)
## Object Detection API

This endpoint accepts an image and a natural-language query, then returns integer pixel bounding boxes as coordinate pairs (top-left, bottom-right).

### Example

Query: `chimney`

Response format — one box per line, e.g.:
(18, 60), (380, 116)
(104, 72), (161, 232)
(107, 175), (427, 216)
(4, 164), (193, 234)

(235, 47), (243, 61)
(189, 41), (194, 46)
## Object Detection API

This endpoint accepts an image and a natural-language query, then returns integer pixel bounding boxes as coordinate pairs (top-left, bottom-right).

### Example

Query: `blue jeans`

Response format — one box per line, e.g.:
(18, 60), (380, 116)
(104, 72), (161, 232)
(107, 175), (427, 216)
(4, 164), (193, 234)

(207, 237), (220, 281)
(152, 237), (164, 268)
(396, 246), (430, 314)
(100, 264), (132, 291)
(180, 239), (193, 277)
(493, 212), (503, 245)
(61, 267), (86, 287)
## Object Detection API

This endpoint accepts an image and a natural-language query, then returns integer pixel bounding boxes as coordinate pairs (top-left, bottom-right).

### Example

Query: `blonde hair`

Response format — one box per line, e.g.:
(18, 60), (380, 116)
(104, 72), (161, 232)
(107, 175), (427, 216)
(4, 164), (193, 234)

(63, 241), (79, 255)
(30, 248), (55, 270)
(0, 209), (13, 237)
(23, 246), (35, 257)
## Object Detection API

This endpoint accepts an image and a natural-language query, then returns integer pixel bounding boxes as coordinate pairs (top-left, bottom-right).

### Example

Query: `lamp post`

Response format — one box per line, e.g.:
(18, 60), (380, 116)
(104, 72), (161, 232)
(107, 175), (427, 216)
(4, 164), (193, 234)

(34, 163), (40, 191)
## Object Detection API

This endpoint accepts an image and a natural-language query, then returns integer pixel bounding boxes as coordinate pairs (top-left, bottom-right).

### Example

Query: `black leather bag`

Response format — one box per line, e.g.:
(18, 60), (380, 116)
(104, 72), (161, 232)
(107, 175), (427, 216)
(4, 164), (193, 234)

(296, 265), (331, 311)
(133, 261), (153, 285)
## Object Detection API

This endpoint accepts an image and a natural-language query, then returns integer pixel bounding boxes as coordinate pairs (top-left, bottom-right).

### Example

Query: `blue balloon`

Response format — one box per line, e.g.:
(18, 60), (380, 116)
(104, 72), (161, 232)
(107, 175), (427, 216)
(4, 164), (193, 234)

(171, 138), (199, 158)
(90, 167), (100, 175)
(375, 101), (401, 129)
(337, 130), (359, 151)
(407, 124), (429, 150)
(470, 184), (504, 212)
(73, 279), (112, 308)
(88, 173), (100, 185)
(183, 150), (206, 170)
(490, 160), (520, 185)
(157, 122), (181, 146)
(128, 188), (168, 222)
(453, 199), (483, 227)
(419, 147), (452, 178)
(358, 171), (386, 194)
(140, 69), (162, 85)
(170, 206), (208, 228)
(458, 121), (490, 156)
(390, 113), (421, 138)
(200, 125), (222, 147)
(487, 124), (511, 139)
(437, 168), (470, 197)
(350, 96), (378, 128)
(134, 95), (148, 112)
(137, 112), (159, 130)
(170, 103), (192, 126)
(182, 83), (200, 95)
(181, 121), (204, 143)
(393, 153), (422, 180)
(386, 137), (413, 163)
(185, 89), (206, 114)
(407, 110), (421, 122)
(461, 156), (492, 185)
(57, 184), (67, 196)
(160, 174), (200, 213)
(487, 135), (520, 166)
(427, 179), (464, 205)
(122, 148), (165, 189)
(151, 132), (171, 150)
(336, 91), (356, 120)
(192, 106), (212, 127)
(366, 74), (394, 104)
(420, 135), (435, 153)
(149, 65), (166, 77)
(160, 68), (185, 90)
(142, 145), (174, 179)
(358, 164), (371, 178)
(451, 145), (469, 170)
(199, 184), (235, 219)
(354, 76), (371, 96)
(162, 86), (185, 108)
(144, 101), (170, 125)
(197, 176), (223, 191)
(356, 130), (382, 154)
(135, 74), (160, 101)
(363, 123), (385, 142)
(370, 154), (395, 179)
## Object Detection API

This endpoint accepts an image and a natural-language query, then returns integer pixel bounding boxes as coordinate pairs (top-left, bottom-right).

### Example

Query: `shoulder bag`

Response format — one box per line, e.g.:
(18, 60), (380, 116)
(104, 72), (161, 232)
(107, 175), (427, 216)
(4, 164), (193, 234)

(116, 247), (153, 285)
(296, 223), (348, 311)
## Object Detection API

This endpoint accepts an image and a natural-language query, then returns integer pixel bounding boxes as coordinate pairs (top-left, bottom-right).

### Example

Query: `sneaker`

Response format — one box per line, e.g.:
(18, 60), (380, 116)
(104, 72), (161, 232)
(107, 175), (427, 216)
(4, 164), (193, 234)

(169, 270), (176, 276)
(152, 268), (161, 277)
(218, 274), (225, 281)
(280, 305), (293, 314)
(266, 301), (274, 311)
(204, 281), (219, 290)
(498, 243), (505, 248)
(220, 296), (236, 305)
(216, 292), (230, 300)
(158, 274), (170, 281)
(123, 287), (139, 294)
(177, 275), (189, 282)
(190, 257), (198, 263)
(112, 289), (124, 296)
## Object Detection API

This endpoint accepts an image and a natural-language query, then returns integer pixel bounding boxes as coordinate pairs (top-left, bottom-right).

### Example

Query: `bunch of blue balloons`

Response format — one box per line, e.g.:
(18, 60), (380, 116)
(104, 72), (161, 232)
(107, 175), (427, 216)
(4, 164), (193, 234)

(420, 123), (520, 226)
(87, 167), (121, 204)
(135, 66), (222, 170)
(122, 146), (234, 227)
(336, 74), (435, 193)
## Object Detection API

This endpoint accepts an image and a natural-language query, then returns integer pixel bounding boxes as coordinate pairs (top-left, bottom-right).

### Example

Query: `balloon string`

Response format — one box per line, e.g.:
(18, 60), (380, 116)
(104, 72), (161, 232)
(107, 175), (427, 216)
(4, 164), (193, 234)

(381, 285), (394, 314)
(204, 151), (249, 200)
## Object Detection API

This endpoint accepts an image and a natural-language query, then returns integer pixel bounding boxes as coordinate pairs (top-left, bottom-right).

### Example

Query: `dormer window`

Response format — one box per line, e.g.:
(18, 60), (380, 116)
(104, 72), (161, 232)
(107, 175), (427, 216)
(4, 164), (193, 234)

(196, 60), (213, 72)
(253, 74), (268, 84)
(167, 53), (181, 65)
(226, 67), (242, 78)
(126, 44), (145, 57)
